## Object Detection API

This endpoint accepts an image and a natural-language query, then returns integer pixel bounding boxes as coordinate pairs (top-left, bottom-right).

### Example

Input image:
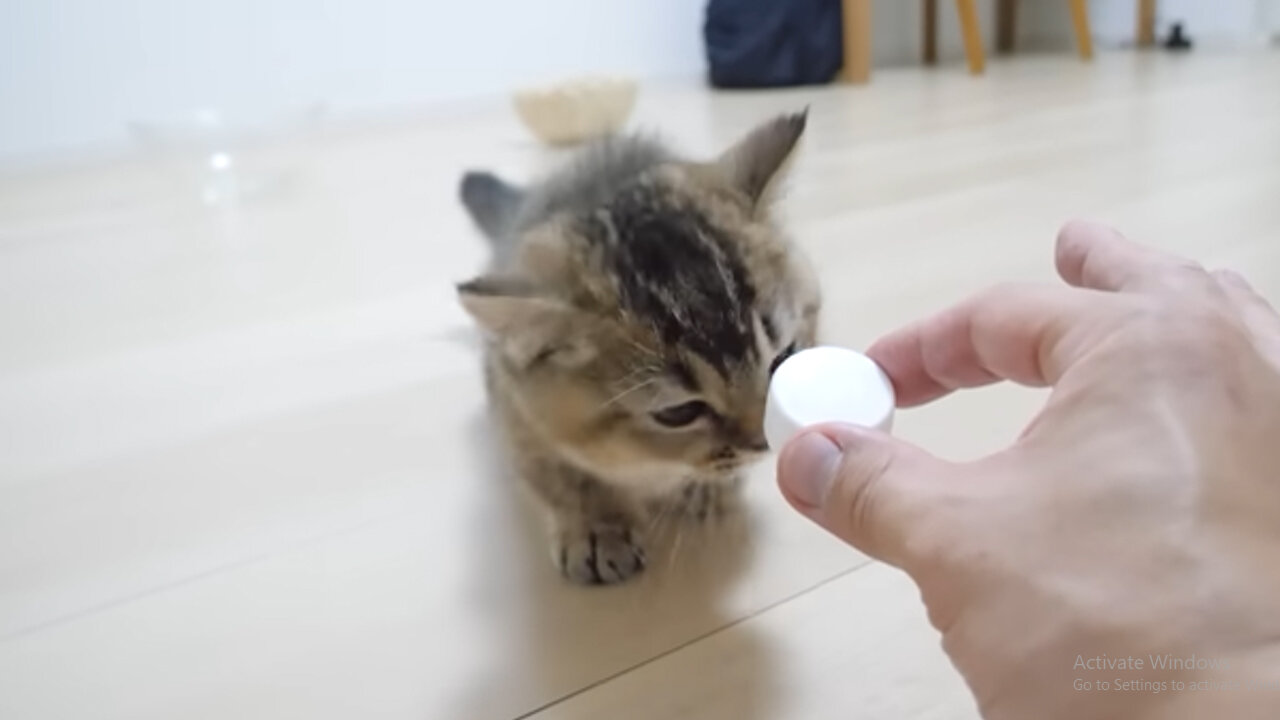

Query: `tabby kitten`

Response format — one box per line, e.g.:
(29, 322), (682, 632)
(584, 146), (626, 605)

(456, 111), (821, 585)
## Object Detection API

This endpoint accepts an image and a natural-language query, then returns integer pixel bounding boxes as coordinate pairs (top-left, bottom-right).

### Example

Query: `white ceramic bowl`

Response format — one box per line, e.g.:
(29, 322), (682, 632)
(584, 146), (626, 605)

(512, 76), (637, 146)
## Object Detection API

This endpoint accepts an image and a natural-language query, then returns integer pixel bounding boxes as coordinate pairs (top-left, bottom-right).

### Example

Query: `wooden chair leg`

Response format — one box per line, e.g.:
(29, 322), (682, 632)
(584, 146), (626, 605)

(842, 0), (872, 83)
(1069, 0), (1093, 59)
(954, 0), (985, 75)
(996, 0), (1016, 54)
(923, 0), (938, 65)
(1137, 0), (1156, 47)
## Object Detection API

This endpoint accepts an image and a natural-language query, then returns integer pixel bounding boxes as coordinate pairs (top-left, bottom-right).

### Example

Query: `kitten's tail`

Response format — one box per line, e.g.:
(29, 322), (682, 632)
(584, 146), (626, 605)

(459, 170), (524, 243)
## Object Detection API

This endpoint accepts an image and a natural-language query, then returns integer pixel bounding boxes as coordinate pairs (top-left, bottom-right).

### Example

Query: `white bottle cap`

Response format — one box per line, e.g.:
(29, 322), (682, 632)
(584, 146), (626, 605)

(764, 346), (896, 450)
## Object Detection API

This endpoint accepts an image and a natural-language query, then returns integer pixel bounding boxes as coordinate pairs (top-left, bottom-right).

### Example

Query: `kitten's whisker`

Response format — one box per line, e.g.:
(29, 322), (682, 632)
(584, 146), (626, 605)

(615, 361), (659, 385)
(613, 365), (655, 391)
(625, 360), (666, 386)
(620, 336), (660, 360)
(645, 495), (684, 573)
(646, 495), (677, 535)
(667, 523), (685, 574)
(599, 377), (657, 409)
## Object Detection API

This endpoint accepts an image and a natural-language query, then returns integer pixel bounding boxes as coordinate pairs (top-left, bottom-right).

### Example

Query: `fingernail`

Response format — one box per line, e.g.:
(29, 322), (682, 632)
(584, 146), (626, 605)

(779, 430), (843, 508)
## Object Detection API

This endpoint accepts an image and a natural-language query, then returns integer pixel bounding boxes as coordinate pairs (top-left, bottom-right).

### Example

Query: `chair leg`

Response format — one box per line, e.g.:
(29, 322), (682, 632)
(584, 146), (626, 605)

(996, 0), (1016, 54)
(923, 0), (938, 65)
(1069, 0), (1093, 59)
(954, 0), (985, 75)
(1137, 0), (1156, 47)
(842, 0), (872, 83)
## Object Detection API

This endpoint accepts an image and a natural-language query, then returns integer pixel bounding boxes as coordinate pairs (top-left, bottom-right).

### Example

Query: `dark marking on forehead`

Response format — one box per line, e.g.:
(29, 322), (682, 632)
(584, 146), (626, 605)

(580, 183), (758, 374)
(668, 359), (699, 391)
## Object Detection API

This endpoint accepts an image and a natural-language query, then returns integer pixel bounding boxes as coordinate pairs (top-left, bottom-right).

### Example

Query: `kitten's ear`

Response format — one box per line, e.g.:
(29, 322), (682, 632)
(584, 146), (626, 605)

(457, 275), (595, 366)
(714, 109), (807, 206)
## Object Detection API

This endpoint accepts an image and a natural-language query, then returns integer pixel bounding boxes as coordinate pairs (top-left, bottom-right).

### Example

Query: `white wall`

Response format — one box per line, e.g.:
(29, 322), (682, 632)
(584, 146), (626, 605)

(2, 0), (1274, 163)
(1, 0), (1011, 163)
(2, 0), (710, 162)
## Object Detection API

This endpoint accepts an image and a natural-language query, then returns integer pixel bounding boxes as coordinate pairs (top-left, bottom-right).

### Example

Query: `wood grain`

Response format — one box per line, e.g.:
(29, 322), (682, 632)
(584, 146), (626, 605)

(2, 51), (1278, 720)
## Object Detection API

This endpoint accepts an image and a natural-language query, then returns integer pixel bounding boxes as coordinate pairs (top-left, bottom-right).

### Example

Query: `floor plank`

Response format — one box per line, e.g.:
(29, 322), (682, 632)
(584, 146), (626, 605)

(531, 563), (978, 720)
(2, 51), (1279, 719)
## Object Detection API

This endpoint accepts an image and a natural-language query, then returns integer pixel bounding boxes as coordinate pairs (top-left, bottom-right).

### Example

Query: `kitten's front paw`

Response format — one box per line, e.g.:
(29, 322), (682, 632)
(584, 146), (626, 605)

(554, 524), (646, 586)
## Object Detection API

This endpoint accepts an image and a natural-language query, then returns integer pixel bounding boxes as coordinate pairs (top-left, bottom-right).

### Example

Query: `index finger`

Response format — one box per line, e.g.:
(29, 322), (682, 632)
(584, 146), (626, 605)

(866, 283), (1120, 407)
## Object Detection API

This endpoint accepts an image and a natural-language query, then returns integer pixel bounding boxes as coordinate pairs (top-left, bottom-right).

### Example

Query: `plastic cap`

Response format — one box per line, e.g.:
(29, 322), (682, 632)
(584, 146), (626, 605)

(764, 346), (896, 450)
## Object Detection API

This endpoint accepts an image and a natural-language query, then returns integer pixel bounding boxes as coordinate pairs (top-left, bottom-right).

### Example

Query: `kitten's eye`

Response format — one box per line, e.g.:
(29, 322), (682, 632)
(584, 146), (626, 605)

(650, 400), (709, 428)
(769, 342), (798, 375)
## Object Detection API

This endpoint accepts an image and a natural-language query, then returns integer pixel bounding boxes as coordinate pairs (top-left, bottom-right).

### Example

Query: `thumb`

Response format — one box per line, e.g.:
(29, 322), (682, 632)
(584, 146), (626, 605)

(777, 423), (958, 568)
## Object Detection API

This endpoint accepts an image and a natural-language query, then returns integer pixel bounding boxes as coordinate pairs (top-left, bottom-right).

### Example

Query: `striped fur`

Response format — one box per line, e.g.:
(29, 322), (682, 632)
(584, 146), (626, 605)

(457, 112), (821, 584)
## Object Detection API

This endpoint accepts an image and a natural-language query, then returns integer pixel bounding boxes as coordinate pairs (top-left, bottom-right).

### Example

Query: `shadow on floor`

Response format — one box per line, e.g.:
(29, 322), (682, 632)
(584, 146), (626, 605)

(445, 408), (779, 720)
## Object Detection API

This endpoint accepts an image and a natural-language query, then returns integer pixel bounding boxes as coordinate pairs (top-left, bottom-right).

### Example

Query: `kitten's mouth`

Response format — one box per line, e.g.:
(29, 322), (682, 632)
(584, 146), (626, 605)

(709, 452), (768, 473)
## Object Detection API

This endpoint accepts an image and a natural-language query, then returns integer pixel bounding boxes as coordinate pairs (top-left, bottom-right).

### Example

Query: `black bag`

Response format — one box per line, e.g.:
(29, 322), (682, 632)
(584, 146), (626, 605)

(703, 0), (843, 88)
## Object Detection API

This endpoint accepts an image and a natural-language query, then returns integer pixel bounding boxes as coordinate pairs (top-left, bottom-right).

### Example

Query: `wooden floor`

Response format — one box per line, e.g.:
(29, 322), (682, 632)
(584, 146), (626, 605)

(3, 50), (1279, 719)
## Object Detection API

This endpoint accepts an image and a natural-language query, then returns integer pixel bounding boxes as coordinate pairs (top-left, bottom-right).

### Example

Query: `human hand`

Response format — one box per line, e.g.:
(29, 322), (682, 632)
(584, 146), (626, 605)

(777, 220), (1280, 719)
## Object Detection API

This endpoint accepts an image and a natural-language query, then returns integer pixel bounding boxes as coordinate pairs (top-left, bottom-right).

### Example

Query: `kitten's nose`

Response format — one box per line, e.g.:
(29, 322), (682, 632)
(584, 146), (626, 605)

(728, 418), (769, 452)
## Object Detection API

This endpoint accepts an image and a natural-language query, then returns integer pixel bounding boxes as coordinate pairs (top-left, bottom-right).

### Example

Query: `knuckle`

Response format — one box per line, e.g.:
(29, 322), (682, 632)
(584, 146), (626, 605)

(1211, 268), (1249, 289)
(1196, 309), (1250, 345)
(1152, 259), (1213, 292)
(1172, 304), (1245, 347)
(835, 446), (896, 534)
(833, 445), (960, 570)
(1125, 296), (1250, 364)
(1214, 268), (1277, 312)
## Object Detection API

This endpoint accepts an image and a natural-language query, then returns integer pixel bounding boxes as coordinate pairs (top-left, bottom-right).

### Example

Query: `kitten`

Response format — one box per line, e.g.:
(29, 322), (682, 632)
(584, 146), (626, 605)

(456, 111), (821, 585)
